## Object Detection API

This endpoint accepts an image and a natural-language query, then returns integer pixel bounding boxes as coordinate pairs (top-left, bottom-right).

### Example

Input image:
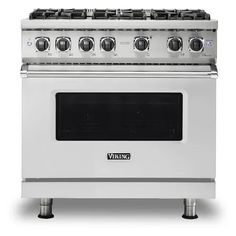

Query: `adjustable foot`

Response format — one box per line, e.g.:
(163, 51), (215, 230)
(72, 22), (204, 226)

(182, 198), (198, 219)
(38, 198), (54, 219)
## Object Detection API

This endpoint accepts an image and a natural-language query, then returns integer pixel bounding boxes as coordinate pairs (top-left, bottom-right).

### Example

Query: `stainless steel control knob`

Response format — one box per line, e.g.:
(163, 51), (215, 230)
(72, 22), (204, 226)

(134, 37), (149, 51)
(56, 37), (71, 51)
(35, 37), (50, 52)
(101, 37), (115, 52)
(189, 37), (204, 52)
(167, 37), (183, 52)
(79, 37), (94, 51)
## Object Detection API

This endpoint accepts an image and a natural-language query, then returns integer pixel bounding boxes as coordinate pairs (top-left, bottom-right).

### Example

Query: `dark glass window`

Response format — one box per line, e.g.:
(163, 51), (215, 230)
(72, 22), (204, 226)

(56, 93), (182, 141)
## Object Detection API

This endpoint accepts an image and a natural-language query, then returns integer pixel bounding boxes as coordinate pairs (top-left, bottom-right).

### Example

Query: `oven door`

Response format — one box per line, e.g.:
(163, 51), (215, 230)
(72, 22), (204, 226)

(22, 65), (216, 179)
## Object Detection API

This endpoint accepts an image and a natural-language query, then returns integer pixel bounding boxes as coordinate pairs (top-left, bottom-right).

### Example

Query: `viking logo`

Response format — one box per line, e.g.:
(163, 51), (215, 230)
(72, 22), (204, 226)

(107, 153), (131, 160)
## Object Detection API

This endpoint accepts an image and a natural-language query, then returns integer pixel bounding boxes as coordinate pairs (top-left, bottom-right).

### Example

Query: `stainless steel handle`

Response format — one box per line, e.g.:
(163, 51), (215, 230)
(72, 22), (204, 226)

(21, 64), (218, 79)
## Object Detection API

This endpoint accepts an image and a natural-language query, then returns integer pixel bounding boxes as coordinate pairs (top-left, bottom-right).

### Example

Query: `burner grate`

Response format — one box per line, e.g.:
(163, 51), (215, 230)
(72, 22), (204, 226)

(180, 10), (210, 20)
(60, 9), (87, 19)
(120, 9), (146, 20)
(92, 9), (117, 19)
(29, 9), (87, 19)
(92, 9), (146, 20)
(150, 9), (210, 20)
(29, 9), (58, 19)
(29, 9), (211, 20)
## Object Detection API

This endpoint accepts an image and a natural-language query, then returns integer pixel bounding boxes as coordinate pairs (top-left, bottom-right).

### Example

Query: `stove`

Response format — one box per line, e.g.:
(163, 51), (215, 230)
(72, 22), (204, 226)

(21, 9), (218, 219)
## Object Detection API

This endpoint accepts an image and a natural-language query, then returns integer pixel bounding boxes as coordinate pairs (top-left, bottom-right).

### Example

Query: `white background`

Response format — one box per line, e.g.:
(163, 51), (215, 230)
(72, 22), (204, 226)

(0, 0), (235, 235)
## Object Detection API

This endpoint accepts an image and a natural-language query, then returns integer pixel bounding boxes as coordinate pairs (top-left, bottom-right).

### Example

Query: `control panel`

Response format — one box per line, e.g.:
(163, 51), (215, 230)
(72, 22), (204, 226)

(22, 30), (217, 64)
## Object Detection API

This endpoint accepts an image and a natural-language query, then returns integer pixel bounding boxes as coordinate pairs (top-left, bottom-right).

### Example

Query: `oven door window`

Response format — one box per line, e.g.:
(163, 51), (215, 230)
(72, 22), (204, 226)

(56, 93), (183, 141)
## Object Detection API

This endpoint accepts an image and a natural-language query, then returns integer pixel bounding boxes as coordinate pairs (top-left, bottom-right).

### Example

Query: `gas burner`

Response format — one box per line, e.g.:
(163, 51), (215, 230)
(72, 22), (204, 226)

(29, 9), (87, 19)
(119, 9), (146, 20)
(150, 9), (210, 20)
(29, 9), (58, 19)
(180, 10), (211, 20)
(92, 9), (117, 19)
(59, 9), (87, 19)
(92, 9), (146, 20)
(150, 10), (168, 20)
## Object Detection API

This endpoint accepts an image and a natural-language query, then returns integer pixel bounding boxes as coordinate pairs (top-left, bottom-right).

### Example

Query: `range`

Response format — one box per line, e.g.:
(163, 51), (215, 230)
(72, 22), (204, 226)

(21, 9), (218, 219)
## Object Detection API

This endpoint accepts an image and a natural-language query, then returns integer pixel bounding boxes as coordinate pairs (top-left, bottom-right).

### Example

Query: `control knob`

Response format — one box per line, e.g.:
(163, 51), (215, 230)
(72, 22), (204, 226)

(134, 37), (149, 51)
(101, 37), (115, 52)
(35, 37), (50, 52)
(79, 37), (94, 51)
(56, 37), (71, 51)
(168, 37), (182, 52)
(189, 38), (204, 52)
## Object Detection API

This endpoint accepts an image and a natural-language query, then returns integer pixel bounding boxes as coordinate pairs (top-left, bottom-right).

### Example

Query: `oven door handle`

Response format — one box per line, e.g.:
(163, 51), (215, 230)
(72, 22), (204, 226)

(21, 64), (218, 79)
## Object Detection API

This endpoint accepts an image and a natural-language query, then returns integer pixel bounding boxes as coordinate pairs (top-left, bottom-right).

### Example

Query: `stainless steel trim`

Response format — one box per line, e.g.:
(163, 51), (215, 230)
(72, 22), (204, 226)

(210, 64), (218, 79)
(20, 64), (28, 78)
(21, 19), (218, 30)
(23, 178), (215, 183)
(21, 65), (218, 79)
(22, 181), (215, 199)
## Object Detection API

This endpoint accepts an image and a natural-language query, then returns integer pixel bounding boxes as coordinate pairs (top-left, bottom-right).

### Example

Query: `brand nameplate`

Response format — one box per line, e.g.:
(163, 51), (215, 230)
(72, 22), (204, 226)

(107, 153), (131, 160)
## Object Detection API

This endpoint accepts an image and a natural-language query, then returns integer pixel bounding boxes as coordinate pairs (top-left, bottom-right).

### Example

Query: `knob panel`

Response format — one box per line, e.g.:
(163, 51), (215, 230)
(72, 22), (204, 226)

(167, 37), (183, 52)
(134, 37), (149, 51)
(35, 37), (50, 52)
(79, 37), (94, 52)
(56, 37), (71, 52)
(101, 37), (115, 52)
(189, 38), (204, 52)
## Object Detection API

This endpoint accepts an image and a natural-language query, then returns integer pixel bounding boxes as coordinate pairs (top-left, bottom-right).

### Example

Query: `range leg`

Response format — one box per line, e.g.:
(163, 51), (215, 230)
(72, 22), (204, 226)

(38, 198), (54, 219)
(182, 198), (198, 219)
